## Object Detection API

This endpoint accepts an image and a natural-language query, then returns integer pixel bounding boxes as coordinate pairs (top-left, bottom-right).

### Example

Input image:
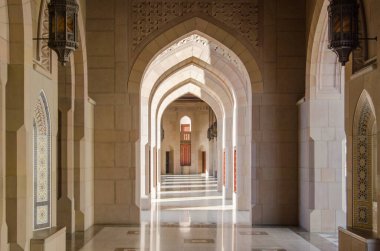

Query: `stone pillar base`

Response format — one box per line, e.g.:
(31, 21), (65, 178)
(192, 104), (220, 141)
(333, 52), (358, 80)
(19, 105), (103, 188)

(30, 227), (66, 251)
(338, 227), (380, 251)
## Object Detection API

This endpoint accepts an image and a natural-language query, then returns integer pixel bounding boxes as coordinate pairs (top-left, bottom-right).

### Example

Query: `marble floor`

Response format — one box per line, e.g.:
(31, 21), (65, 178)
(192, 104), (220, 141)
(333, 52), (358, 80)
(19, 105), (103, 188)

(68, 175), (338, 251)
(141, 174), (247, 224)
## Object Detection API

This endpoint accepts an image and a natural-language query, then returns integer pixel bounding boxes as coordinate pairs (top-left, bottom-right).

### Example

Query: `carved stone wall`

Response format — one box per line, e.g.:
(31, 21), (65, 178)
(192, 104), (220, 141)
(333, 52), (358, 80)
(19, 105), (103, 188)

(131, 0), (259, 52)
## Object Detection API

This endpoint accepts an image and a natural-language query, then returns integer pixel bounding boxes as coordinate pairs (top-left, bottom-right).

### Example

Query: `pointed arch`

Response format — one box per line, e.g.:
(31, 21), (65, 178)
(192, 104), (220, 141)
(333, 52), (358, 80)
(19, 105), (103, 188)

(353, 90), (377, 230)
(33, 91), (51, 230)
(128, 17), (262, 93)
(307, 0), (342, 99)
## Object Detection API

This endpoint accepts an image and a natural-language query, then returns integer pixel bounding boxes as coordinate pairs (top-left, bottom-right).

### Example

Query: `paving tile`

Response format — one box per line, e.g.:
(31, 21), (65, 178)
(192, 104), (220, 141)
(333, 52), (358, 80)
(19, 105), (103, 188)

(184, 239), (215, 244)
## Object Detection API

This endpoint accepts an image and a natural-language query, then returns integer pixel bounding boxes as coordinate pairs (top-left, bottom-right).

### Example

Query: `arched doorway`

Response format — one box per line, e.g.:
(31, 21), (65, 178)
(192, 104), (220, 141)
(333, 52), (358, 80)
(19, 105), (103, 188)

(179, 115), (192, 170)
(156, 83), (224, 179)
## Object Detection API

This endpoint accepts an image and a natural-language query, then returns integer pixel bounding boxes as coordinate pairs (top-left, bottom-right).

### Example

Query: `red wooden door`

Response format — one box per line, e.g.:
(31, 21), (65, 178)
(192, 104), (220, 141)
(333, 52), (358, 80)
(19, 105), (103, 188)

(202, 151), (206, 173)
(180, 124), (191, 166)
(180, 144), (191, 166)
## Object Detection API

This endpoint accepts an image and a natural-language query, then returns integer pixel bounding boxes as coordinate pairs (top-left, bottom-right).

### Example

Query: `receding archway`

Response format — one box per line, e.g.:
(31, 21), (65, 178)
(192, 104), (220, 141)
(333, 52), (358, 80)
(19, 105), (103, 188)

(155, 83), (225, 193)
(130, 19), (259, 221)
(139, 32), (250, 208)
(149, 68), (233, 196)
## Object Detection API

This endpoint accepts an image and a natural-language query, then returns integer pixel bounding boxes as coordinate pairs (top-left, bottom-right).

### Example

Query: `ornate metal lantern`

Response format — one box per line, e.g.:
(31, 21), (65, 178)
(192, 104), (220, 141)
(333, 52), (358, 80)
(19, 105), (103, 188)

(48, 0), (79, 65)
(212, 122), (218, 139)
(327, 0), (359, 66)
(210, 122), (217, 139)
(207, 122), (217, 141)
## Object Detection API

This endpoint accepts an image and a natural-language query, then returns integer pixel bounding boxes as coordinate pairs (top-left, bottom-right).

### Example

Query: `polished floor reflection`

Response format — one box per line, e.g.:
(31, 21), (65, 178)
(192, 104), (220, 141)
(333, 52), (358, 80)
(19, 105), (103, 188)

(142, 174), (244, 224)
(157, 174), (223, 210)
(75, 226), (338, 251)
(71, 175), (338, 251)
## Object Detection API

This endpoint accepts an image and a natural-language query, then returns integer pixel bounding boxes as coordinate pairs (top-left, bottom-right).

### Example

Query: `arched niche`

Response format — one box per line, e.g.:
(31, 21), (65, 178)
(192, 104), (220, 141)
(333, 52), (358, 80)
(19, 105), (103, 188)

(33, 91), (52, 230)
(353, 90), (377, 231)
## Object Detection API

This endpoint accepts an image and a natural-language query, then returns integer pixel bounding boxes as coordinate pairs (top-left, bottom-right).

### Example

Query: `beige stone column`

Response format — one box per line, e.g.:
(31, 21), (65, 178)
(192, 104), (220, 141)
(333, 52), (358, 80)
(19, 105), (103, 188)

(151, 146), (157, 199)
(207, 139), (213, 176)
(298, 96), (346, 232)
(57, 62), (76, 234)
(236, 105), (252, 211)
(6, 1), (32, 249)
(0, 1), (9, 249)
(73, 97), (95, 231)
(73, 12), (95, 230)
(0, 68), (8, 251)
(217, 138), (223, 192)
(6, 64), (27, 250)
(224, 117), (233, 199)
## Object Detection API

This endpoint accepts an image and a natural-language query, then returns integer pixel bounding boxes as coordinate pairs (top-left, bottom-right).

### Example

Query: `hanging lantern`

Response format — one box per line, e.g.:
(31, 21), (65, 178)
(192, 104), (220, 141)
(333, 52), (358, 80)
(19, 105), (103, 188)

(211, 122), (217, 139)
(207, 128), (212, 141)
(327, 0), (359, 66)
(48, 0), (79, 65)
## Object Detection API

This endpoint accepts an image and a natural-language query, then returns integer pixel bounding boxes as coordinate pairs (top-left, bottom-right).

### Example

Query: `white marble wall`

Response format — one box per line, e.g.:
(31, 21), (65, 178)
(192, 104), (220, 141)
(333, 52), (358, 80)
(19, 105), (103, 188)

(298, 98), (346, 232)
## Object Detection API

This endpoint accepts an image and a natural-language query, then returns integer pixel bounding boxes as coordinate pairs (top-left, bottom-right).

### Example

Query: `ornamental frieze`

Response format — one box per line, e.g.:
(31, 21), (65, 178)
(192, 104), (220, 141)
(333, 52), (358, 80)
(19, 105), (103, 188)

(131, 0), (259, 50)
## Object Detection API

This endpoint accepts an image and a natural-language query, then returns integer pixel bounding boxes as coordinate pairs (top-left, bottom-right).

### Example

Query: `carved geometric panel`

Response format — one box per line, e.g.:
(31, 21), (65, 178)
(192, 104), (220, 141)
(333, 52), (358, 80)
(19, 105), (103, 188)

(33, 91), (51, 230)
(131, 0), (259, 50)
(353, 100), (375, 230)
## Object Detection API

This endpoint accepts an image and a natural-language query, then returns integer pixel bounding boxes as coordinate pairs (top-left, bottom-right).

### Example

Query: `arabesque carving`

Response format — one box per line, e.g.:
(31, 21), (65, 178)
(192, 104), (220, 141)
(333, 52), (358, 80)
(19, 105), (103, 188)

(37, 0), (51, 72)
(131, 0), (259, 49)
(353, 98), (376, 230)
(157, 34), (246, 77)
